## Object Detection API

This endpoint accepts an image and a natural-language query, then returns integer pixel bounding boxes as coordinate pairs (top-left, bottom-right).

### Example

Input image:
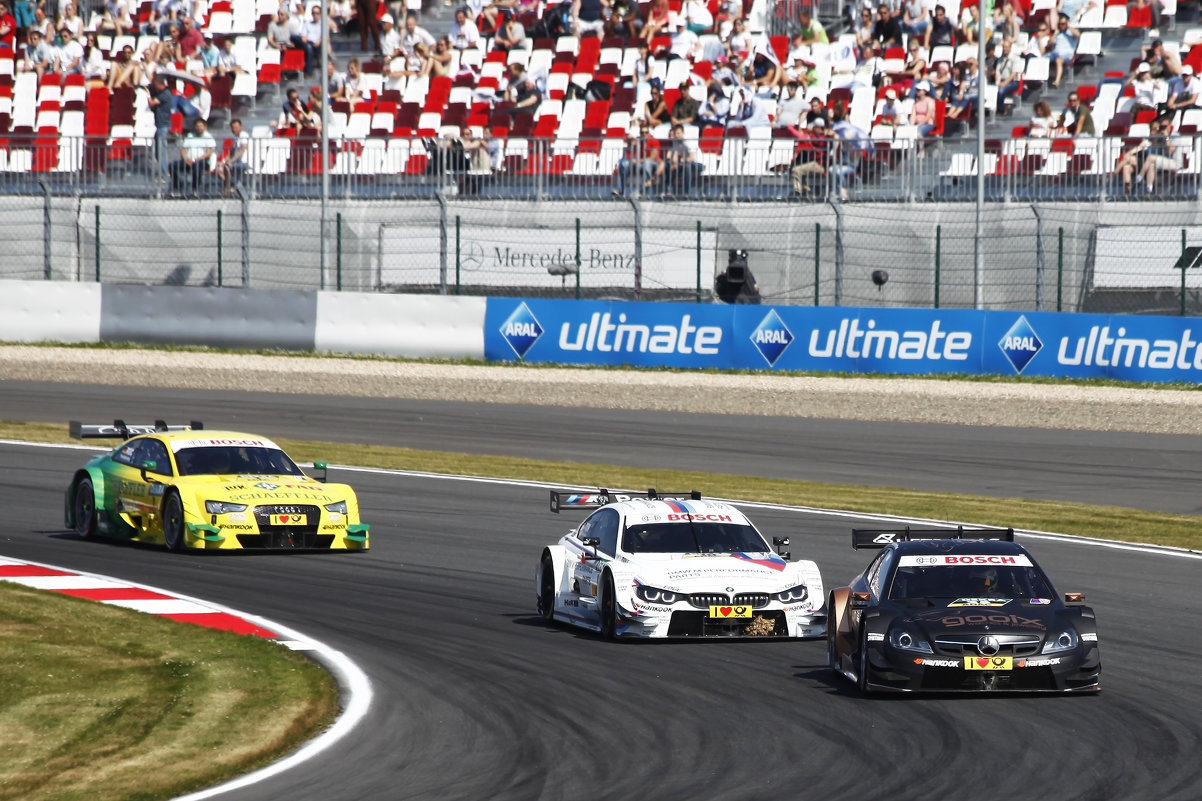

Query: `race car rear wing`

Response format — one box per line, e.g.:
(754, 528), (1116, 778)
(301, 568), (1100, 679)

(70, 419), (204, 441)
(550, 488), (703, 513)
(851, 526), (1015, 549)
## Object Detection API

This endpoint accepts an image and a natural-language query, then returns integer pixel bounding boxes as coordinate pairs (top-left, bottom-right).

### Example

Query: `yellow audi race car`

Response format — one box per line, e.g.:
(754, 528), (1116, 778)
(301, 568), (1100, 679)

(64, 420), (369, 552)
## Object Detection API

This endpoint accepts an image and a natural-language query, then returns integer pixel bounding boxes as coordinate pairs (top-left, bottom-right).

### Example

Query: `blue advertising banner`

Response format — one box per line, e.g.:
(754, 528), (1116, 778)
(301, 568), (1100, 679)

(484, 297), (1202, 383)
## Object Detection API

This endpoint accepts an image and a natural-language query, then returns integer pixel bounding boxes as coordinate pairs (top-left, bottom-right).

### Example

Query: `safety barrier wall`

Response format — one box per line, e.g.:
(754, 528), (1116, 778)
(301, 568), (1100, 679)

(5, 278), (1202, 383)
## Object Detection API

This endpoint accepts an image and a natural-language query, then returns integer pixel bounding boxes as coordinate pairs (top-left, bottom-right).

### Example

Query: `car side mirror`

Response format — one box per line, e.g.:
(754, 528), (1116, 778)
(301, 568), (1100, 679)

(773, 536), (791, 560)
(851, 591), (872, 608)
(312, 461), (328, 482)
(581, 536), (600, 553)
(140, 460), (157, 481)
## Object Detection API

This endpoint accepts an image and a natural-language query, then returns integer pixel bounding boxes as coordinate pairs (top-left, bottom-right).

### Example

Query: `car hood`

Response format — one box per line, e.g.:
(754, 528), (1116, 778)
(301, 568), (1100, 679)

(897, 598), (1064, 638)
(629, 552), (799, 591)
(178, 475), (341, 504)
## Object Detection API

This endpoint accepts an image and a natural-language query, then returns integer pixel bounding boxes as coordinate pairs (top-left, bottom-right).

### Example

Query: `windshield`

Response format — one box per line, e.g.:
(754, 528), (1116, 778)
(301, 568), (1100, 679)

(174, 446), (303, 477)
(889, 565), (1055, 601)
(621, 522), (770, 554)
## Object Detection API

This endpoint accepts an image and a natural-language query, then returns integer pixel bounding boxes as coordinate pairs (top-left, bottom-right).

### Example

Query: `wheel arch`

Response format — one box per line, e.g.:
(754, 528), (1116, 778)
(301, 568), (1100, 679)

(64, 467), (106, 529)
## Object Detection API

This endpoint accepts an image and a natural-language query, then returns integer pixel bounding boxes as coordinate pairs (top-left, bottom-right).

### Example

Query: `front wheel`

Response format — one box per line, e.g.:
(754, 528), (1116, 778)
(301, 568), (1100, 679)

(163, 493), (186, 552)
(538, 554), (556, 623)
(74, 477), (97, 538)
(857, 627), (873, 695)
(600, 573), (617, 640)
(826, 594), (841, 676)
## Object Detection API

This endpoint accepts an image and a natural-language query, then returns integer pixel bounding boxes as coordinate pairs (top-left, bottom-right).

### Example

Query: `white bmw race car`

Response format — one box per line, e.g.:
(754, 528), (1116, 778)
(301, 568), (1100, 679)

(535, 489), (825, 639)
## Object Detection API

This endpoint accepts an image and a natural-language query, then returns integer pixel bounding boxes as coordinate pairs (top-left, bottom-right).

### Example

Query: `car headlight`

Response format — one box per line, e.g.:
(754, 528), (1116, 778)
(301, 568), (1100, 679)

(772, 584), (809, 604)
(324, 500), (348, 514)
(1042, 629), (1079, 654)
(205, 500), (248, 514)
(889, 627), (933, 654)
(634, 583), (684, 604)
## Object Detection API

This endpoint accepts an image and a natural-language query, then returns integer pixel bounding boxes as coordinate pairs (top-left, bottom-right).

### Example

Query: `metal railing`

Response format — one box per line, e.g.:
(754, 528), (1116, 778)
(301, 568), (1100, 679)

(3, 132), (1200, 203)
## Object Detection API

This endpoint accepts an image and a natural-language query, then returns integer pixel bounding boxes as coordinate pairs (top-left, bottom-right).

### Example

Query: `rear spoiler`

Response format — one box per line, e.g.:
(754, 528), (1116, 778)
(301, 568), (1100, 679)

(851, 526), (1015, 549)
(550, 488), (702, 513)
(70, 419), (204, 441)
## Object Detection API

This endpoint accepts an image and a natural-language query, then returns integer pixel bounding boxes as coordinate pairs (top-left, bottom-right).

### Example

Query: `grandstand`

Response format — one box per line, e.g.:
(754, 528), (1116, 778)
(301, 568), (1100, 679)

(0, 0), (1199, 201)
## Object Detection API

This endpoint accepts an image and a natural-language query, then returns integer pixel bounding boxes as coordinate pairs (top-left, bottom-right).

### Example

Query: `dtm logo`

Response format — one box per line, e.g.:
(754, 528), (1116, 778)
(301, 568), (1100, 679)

(499, 302), (544, 359)
(751, 310), (794, 366)
(998, 315), (1043, 374)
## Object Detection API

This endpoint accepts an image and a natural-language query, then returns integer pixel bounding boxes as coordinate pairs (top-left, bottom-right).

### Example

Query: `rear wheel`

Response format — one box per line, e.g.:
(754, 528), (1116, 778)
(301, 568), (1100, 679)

(857, 626), (873, 695)
(826, 593), (840, 676)
(74, 477), (97, 538)
(600, 573), (617, 640)
(538, 554), (556, 623)
(163, 492), (186, 552)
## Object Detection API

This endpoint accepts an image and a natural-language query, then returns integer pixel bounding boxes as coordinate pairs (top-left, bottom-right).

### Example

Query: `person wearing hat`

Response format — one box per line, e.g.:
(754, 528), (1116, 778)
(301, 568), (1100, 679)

(667, 14), (701, 60)
(670, 80), (700, 125)
(379, 12), (401, 59)
(879, 86), (904, 128)
(1165, 64), (1200, 113)
(1141, 38), (1181, 80)
(910, 80), (936, 151)
(199, 31), (221, 75)
(1127, 61), (1158, 115)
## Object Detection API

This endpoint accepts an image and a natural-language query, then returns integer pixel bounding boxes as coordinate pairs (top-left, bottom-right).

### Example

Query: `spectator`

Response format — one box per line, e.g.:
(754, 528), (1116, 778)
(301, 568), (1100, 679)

(644, 79), (668, 124)
(98, 0), (132, 36)
(872, 4), (902, 47)
(993, 0), (1021, 41)
(1137, 118), (1177, 192)
(744, 50), (779, 88)
(342, 57), (365, 104)
(854, 7), (874, 48)
(910, 80), (936, 149)
(148, 74), (175, 180)
(927, 59), (952, 99)
(450, 7), (480, 50)
(302, 5), (334, 75)
(698, 82), (731, 126)
(266, 9), (295, 53)
(1141, 38), (1180, 79)
(796, 7), (828, 44)
(501, 62), (541, 112)
(990, 37), (1021, 112)
(667, 16), (700, 61)
(879, 87), (904, 127)
(730, 85), (771, 125)
(1165, 64), (1200, 113)
(21, 28), (52, 77)
(1128, 61), (1157, 114)
(709, 52), (738, 85)
(217, 117), (250, 195)
(682, 0), (712, 33)
(175, 15), (204, 59)
(900, 0), (931, 38)
(670, 80), (700, 124)
(56, 2), (83, 39)
(726, 17), (752, 66)
(480, 0), (519, 35)
(944, 56), (978, 125)
(329, 0), (353, 29)
(1049, 13), (1078, 89)
(775, 80), (807, 128)
(379, 13), (401, 60)
(199, 33), (221, 76)
(143, 0), (182, 37)
(805, 96), (829, 127)
(790, 118), (829, 193)
(903, 36), (928, 82)
(615, 120), (660, 195)
(779, 50), (817, 89)
(402, 11), (435, 57)
(853, 39), (886, 89)
(829, 102), (867, 199)
(13, 0), (32, 39)
(427, 36), (454, 77)
(81, 32), (106, 83)
(923, 3), (954, 49)
(1127, 0), (1161, 35)
(607, 0), (641, 39)
(1024, 19), (1051, 56)
(641, 0), (670, 43)
(492, 15), (525, 51)
(1059, 90), (1095, 135)
(356, 0), (381, 52)
(54, 28), (84, 75)
(658, 122), (703, 194)
(1062, 0), (1099, 23)
(281, 86), (320, 127)
(216, 35), (245, 76)
(572, 0), (605, 36)
(713, 0), (740, 38)
(170, 117), (215, 195)
(958, 4), (991, 44)
(1028, 99), (1054, 136)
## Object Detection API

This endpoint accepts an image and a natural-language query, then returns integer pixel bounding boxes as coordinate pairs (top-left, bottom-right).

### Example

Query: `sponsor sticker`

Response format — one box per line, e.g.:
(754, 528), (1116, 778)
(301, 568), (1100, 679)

(269, 514), (307, 526)
(1027, 598), (1052, 605)
(914, 658), (960, 668)
(948, 598), (1013, 607)
(170, 438), (278, 452)
(998, 315), (1044, 374)
(898, 555), (1033, 567)
(1016, 657), (1062, 668)
(964, 656), (1013, 671)
(750, 309), (794, 367)
(499, 302), (544, 359)
(709, 605), (752, 619)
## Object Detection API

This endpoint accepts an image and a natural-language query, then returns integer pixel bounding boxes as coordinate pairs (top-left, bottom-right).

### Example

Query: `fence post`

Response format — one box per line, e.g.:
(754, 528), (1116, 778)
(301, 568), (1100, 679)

(829, 201), (844, 306)
(695, 219), (701, 304)
(41, 181), (51, 280)
(240, 187), (250, 288)
(216, 209), (223, 287)
(456, 215), (462, 296)
(94, 204), (100, 283)
(934, 224), (941, 309)
(336, 212), (343, 291)
(623, 195), (643, 300)
(1057, 227), (1064, 312)
(1031, 203), (1044, 312)
(575, 217), (582, 300)
(436, 189), (448, 295)
(814, 222), (820, 306)
(1182, 228), (1188, 317)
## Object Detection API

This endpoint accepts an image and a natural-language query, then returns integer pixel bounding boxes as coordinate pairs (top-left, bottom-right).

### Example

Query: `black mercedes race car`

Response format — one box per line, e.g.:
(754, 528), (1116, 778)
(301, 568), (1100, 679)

(827, 527), (1101, 694)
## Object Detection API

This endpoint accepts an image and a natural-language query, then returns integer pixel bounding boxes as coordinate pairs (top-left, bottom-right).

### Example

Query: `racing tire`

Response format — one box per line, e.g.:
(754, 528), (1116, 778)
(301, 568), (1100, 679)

(74, 477), (97, 538)
(857, 627), (873, 695)
(538, 553), (556, 623)
(163, 492), (186, 553)
(826, 593), (840, 676)
(600, 572), (617, 641)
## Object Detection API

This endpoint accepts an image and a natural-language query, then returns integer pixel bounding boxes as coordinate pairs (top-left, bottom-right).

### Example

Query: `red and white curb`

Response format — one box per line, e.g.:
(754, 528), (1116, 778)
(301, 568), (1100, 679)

(0, 555), (372, 801)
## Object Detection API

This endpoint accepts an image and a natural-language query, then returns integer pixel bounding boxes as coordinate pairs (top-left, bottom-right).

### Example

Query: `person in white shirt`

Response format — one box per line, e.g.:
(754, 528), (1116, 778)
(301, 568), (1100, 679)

(668, 17), (700, 60)
(449, 7), (479, 50)
(54, 28), (84, 75)
(379, 13), (402, 59)
(401, 11), (435, 57)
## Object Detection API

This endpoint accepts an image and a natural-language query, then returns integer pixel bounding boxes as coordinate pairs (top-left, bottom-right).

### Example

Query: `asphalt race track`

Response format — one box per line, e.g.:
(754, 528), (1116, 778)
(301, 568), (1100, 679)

(2, 385), (1201, 801)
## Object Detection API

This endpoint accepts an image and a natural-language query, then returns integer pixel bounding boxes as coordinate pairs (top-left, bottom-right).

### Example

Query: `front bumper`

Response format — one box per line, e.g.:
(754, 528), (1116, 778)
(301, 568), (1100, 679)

(617, 602), (826, 639)
(864, 642), (1101, 692)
